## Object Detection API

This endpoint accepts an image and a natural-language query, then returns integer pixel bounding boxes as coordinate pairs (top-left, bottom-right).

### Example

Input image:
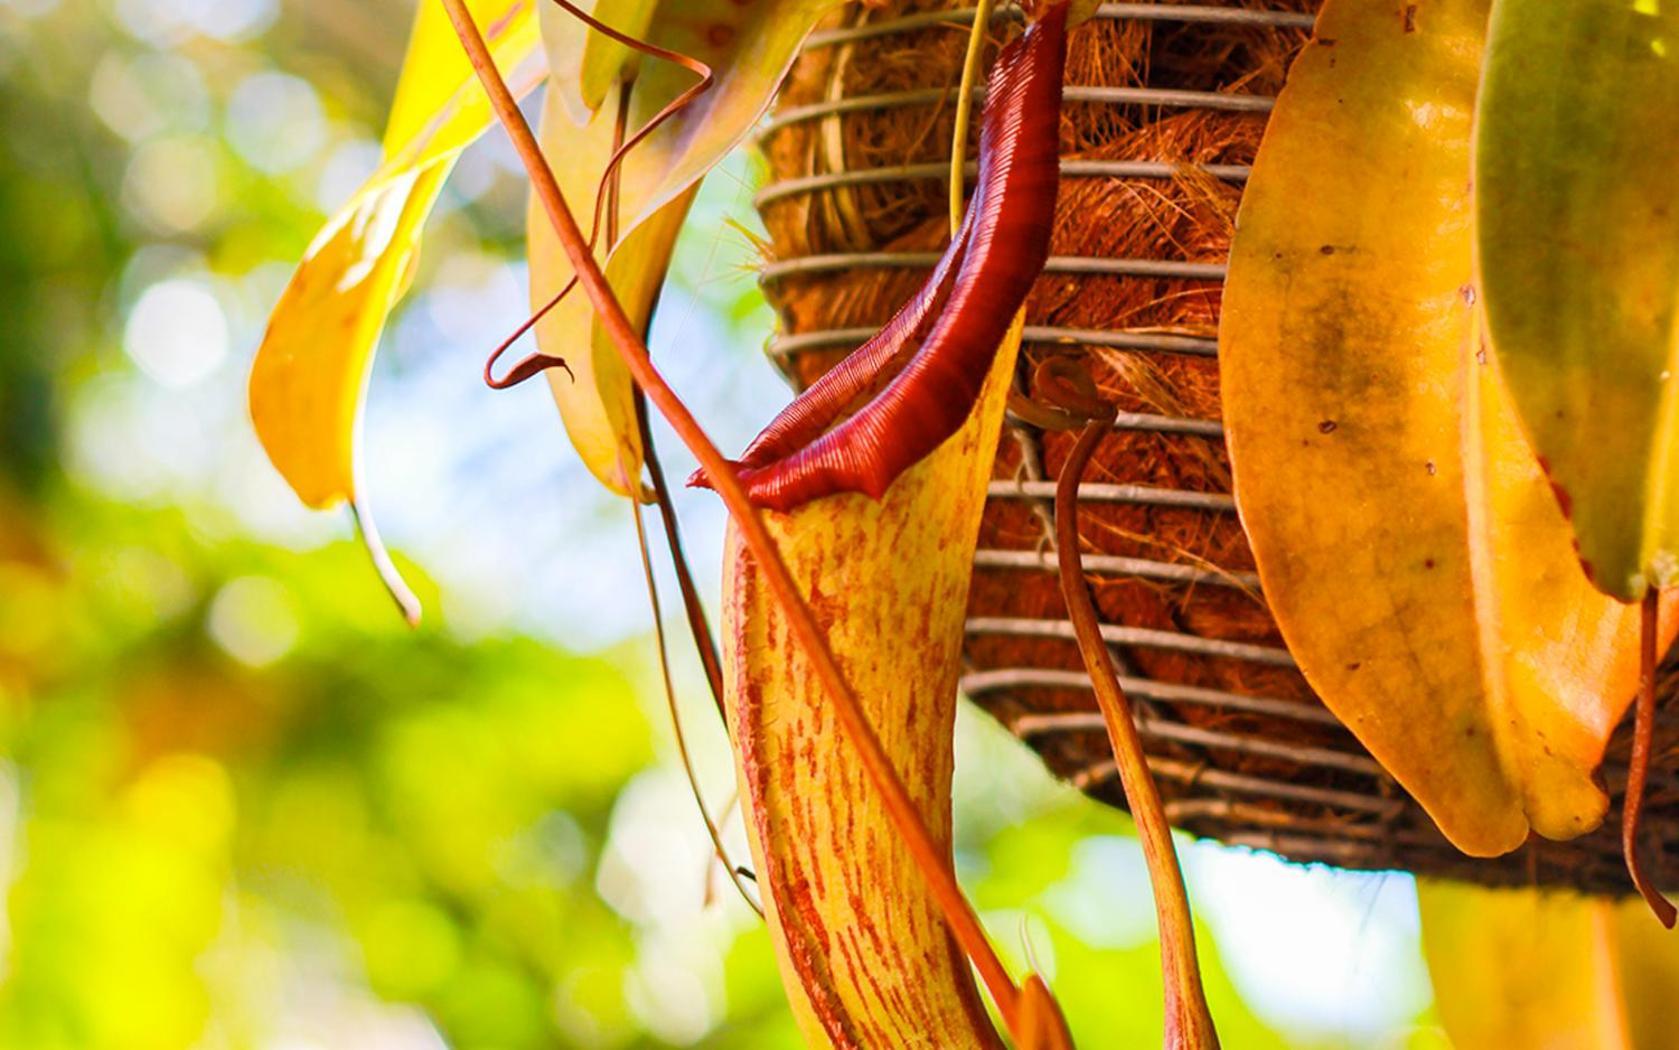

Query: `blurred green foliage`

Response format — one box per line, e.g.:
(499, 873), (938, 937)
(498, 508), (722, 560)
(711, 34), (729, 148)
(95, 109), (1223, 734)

(0, 489), (821, 1047)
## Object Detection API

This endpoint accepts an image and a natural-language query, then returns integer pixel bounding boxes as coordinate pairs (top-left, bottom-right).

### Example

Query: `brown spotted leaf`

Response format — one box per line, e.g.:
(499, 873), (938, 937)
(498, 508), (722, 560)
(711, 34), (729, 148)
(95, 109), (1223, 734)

(1221, 0), (1677, 856)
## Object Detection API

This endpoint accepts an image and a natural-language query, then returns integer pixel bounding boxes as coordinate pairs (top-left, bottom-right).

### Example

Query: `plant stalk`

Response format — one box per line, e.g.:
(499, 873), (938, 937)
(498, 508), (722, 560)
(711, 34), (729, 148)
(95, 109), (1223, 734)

(438, 0), (1023, 1028)
(1054, 414), (1218, 1048)
(1625, 586), (1675, 927)
(948, 0), (996, 234)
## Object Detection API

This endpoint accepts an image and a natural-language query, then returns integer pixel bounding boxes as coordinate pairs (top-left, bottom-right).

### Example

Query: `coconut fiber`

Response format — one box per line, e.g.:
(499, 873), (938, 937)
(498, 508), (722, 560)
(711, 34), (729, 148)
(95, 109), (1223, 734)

(753, 0), (1679, 893)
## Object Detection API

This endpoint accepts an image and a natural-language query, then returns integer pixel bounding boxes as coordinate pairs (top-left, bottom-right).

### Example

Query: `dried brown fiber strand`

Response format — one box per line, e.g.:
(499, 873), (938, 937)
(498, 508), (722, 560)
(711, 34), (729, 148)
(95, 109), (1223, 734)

(754, 0), (1679, 894)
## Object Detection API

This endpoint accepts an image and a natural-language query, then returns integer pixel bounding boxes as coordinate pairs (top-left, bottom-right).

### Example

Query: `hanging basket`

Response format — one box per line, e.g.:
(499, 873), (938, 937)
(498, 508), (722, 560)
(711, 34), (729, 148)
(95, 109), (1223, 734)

(751, 0), (1679, 894)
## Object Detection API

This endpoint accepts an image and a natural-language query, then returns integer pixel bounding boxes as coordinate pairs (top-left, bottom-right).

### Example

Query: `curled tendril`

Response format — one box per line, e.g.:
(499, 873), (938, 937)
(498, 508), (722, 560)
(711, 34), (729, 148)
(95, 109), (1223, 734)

(1007, 355), (1109, 431)
(483, 277), (578, 388)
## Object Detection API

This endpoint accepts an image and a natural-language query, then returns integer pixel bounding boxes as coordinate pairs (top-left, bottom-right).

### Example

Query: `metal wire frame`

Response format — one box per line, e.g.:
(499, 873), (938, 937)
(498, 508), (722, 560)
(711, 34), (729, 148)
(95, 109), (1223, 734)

(802, 3), (1319, 51)
(962, 667), (1333, 725)
(760, 252), (1229, 282)
(769, 325), (1222, 362)
(759, 7), (1358, 745)
(986, 479), (1235, 511)
(756, 37), (1247, 364)
(972, 548), (1258, 589)
(762, 84), (1275, 138)
(1163, 798), (1399, 833)
(966, 615), (1295, 666)
(1009, 703), (1379, 775)
(760, 2), (1313, 781)
(1076, 754), (1402, 818)
(1126, 719), (1373, 776)
(754, 159), (1252, 208)
(763, 5), (1295, 140)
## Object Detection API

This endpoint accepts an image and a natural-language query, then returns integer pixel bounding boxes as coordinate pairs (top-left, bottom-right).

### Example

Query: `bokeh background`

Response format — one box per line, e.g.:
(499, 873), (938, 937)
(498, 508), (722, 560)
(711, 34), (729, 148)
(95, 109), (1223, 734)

(0, 0), (1448, 1045)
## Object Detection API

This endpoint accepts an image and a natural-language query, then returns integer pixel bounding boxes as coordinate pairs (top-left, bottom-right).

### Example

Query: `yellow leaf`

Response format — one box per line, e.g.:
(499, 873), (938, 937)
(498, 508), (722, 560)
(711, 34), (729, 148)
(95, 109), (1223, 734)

(1220, 0), (1676, 855)
(526, 89), (694, 497)
(252, 167), (448, 512)
(250, 0), (542, 512)
(1419, 881), (1632, 1050)
(385, 0), (526, 156)
(538, 0), (659, 123)
(1609, 893), (1679, 1047)
(1422, 882), (1679, 1050)
(720, 321), (1021, 1047)
(528, 0), (838, 495)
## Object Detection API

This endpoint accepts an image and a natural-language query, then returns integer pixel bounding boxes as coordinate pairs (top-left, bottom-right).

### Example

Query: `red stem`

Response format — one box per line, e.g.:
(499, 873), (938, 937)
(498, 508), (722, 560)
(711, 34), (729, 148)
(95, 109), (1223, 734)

(636, 390), (727, 721)
(629, 483), (761, 917)
(1625, 586), (1675, 927)
(1055, 414), (1219, 1048)
(437, 0), (1024, 1028)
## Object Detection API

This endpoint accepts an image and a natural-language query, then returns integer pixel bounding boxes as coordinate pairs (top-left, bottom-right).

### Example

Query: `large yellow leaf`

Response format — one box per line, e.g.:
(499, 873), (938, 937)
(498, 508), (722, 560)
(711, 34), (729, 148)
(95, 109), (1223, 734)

(1419, 882), (1632, 1050)
(249, 0), (542, 512)
(1609, 891), (1679, 1047)
(528, 0), (839, 495)
(1421, 882), (1679, 1050)
(1476, 1), (1679, 602)
(720, 322), (1021, 1048)
(1220, 0), (1676, 856)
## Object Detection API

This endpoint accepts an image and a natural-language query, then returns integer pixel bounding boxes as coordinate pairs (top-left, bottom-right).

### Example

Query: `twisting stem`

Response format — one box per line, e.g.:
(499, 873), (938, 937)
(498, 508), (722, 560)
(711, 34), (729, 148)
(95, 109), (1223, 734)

(636, 390), (727, 722)
(949, 0), (996, 235)
(628, 486), (762, 917)
(437, 0), (1023, 1029)
(606, 64), (745, 911)
(1625, 586), (1675, 927)
(1054, 413), (1218, 1049)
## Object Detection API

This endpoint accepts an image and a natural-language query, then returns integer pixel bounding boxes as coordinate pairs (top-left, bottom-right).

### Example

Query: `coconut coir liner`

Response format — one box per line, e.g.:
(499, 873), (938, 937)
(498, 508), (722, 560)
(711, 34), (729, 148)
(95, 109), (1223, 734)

(754, 0), (1679, 893)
